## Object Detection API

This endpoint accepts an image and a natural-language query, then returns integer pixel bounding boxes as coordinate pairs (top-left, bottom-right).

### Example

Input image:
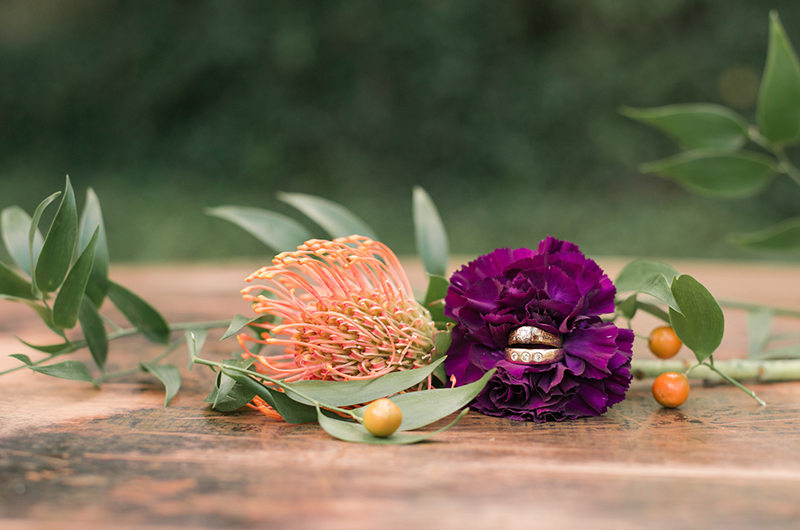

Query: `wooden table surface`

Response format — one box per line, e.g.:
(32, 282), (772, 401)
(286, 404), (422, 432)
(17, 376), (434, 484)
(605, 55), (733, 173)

(1, 258), (800, 530)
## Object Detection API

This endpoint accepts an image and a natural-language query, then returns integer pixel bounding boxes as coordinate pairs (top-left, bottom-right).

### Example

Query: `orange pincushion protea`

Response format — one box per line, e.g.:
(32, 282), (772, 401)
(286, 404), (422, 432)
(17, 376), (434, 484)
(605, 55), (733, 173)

(239, 236), (437, 393)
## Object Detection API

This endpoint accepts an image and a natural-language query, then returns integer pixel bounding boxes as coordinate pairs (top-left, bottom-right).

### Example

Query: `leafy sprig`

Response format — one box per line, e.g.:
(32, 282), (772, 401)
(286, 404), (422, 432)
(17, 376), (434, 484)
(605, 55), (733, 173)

(623, 11), (800, 253)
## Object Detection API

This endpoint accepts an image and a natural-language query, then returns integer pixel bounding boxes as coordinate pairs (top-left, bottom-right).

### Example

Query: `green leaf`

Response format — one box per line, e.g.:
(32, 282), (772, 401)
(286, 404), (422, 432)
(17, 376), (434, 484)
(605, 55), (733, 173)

(317, 406), (469, 445)
(27, 191), (61, 295)
(746, 309), (773, 358)
(78, 188), (109, 307)
(669, 275), (725, 362)
(352, 368), (494, 431)
(639, 274), (682, 315)
(205, 358), (257, 411)
(35, 177), (78, 293)
(637, 301), (670, 323)
(1, 206), (44, 276)
(640, 151), (778, 199)
(29, 360), (93, 382)
(728, 217), (800, 252)
(16, 337), (74, 354)
(277, 356), (446, 407)
(206, 206), (311, 253)
(9, 353), (32, 365)
(53, 227), (99, 329)
(621, 104), (749, 151)
(185, 329), (208, 370)
(277, 192), (378, 241)
(758, 11), (800, 147)
(221, 314), (265, 341)
(224, 371), (318, 423)
(615, 259), (679, 292)
(79, 297), (108, 370)
(413, 186), (449, 277)
(423, 274), (451, 326)
(140, 363), (181, 406)
(618, 293), (638, 320)
(431, 329), (451, 384)
(107, 281), (170, 344)
(0, 261), (36, 300)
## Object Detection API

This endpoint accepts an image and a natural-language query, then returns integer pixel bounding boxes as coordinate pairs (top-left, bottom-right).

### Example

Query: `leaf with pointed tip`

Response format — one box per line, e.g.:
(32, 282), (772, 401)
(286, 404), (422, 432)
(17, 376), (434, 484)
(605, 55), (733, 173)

(317, 406), (468, 445)
(79, 297), (108, 369)
(669, 275), (724, 362)
(640, 151), (778, 199)
(27, 192), (61, 295)
(423, 274), (452, 326)
(220, 314), (271, 341)
(0, 261), (36, 300)
(107, 281), (170, 344)
(413, 186), (449, 277)
(621, 104), (749, 151)
(10, 354), (32, 365)
(140, 363), (181, 406)
(277, 192), (378, 240)
(1, 206), (44, 276)
(185, 329), (207, 370)
(207, 206), (311, 253)
(224, 371), (318, 423)
(431, 329), (451, 384)
(728, 217), (800, 252)
(352, 368), (494, 431)
(53, 227), (99, 329)
(205, 358), (257, 411)
(639, 274), (682, 315)
(618, 293), (638, 320)
(35, 177), (77, 293)
(78, 188), (109, 307)
(758, 11), (800, 147)
(16, 337), (74, 354)
(615, 259), (679, 292)
(29, 360), (93, 382)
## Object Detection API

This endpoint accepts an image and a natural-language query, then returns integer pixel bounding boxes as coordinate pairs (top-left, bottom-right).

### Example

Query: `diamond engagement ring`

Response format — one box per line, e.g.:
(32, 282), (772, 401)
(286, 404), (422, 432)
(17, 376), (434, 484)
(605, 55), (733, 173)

(505, 325), (564, 364)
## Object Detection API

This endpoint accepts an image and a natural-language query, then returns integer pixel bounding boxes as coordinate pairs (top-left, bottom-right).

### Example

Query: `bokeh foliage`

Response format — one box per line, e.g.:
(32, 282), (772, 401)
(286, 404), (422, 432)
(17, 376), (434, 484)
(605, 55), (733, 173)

(2, 0), (800, 262)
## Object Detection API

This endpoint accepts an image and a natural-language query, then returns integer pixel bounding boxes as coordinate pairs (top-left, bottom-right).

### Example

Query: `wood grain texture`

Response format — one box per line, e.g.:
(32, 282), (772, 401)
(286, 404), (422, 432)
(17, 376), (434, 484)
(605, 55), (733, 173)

(1, 259), (800, 530)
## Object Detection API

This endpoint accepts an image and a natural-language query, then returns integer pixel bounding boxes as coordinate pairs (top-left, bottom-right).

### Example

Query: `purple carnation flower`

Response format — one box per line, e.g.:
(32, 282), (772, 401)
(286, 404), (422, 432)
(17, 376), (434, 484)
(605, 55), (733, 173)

(444, 236), (633, 422)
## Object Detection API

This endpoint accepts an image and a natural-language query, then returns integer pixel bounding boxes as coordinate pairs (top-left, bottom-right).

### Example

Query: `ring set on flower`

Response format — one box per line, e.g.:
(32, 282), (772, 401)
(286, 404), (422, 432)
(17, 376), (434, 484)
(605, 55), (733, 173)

(505, 325), (565, 365)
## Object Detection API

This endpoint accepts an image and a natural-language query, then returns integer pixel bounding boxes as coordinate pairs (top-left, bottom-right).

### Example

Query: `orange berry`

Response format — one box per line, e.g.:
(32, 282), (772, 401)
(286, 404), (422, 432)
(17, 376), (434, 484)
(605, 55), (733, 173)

(652, 372), (690, 408)
(648, 326), (682, 359)
(362, 398), (402, 437)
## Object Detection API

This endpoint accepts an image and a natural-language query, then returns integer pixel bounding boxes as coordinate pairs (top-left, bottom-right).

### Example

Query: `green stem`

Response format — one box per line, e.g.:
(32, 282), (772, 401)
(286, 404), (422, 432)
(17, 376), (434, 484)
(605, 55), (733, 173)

(717, 300), (800, 319)
(775, 150), (800, 187)
(93, 336), (186, 384)
(193, 356), (362, 422)
(704, 362), (767, 406)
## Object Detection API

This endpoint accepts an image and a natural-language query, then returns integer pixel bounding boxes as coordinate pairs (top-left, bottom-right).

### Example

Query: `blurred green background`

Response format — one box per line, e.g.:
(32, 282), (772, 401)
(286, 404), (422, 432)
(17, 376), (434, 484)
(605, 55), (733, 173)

(2, 0), (800, 263)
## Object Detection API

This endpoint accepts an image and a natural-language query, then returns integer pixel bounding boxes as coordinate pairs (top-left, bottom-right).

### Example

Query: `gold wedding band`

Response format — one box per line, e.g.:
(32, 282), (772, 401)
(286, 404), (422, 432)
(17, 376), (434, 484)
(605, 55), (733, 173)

(508, 326), (562, 348)
(504, 347), (565, 365)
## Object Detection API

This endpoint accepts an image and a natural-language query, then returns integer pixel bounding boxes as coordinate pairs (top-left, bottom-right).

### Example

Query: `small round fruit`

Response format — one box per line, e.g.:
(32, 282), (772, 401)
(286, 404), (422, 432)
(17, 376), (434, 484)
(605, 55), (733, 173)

(363, 398), (403, 437)
(648, 326), (682, 359)
(652, 372), (690, 408)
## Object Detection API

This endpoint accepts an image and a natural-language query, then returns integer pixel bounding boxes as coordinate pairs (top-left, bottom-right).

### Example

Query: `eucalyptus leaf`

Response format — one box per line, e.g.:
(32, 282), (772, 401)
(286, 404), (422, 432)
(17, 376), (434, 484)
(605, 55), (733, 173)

(1, 206), (44, 276)
(413, 186), (449, 277)
(212, 359), (254, 409)
(205, 382), (257, 412)
(352, 368), (494, 431)
(207, 206), (311, 253)
(317, 406), (468, 445)
(79, 297), (108, 369)
(728, 217), (800, 252)
(615, 259), (679, 292)
(9, 353), (32, 365)
(0, 261), (36, 300)
(423, 274), (451, 326)
(29, 360), (93, 382)
(640, 150), (778, 199)
(140, 362), (181, 406)
(620, 104), (749, 151)
(78, 188), (110, 307)
(278, 356), (446, 407)
(53, 227), (99, 329)
(277, 192), (378, 241)
(758, 11), (800, 147)
(221, 314), (267, 341)
(27, 191), (61, 295)
(35, 177), (78, 293)
(224, 371), (318, 423)
(747, 309), (773, 358)
(16, 337), (74, 354)
(185, 328), (208, 370)
(639, 274), (682, 315)
(669, 275), (725, 362)
(107, 281), (170, 344)
(431, 329), (451, 384)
